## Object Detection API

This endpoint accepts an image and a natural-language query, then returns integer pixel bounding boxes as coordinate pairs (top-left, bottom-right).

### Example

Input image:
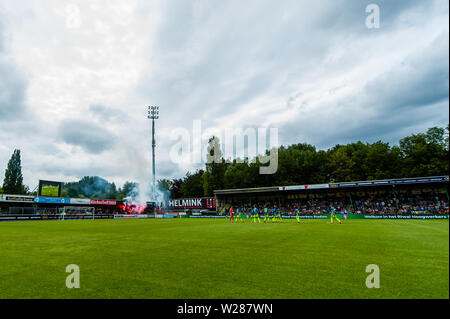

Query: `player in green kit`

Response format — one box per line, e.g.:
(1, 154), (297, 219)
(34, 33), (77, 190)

(263, 207), (269, 223)
(252, 206), (261, 223)
(330, 207), (342, 224)
(236, 208), (244, 223)
(273, 206), (282, 222)
(294, 208), (300, 223)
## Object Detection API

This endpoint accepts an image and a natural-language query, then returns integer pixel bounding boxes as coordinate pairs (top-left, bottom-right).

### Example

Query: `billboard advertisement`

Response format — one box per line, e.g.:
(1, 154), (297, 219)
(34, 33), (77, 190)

(34, 197), (70, 204)
(330, 176), (448, 189)
(38, 180), (62, 197)
(70, 198), (91, 205)
(90, 199), (117, 205)
(279, 184), (329, 191)
(165, 197), (216, 210)
(1, 195), (34, 202)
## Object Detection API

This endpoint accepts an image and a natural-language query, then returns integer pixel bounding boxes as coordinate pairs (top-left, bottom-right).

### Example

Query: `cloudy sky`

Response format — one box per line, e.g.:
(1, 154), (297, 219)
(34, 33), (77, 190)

(0, 0), (448, 190)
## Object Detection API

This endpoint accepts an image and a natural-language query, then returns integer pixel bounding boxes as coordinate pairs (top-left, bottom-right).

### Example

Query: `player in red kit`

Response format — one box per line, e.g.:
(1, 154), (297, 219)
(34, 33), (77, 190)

(229, 206), (235, 222)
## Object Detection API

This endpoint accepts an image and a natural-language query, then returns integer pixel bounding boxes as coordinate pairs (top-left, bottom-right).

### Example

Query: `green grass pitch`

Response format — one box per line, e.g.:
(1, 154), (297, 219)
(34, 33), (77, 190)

(0, 218), (448, 299)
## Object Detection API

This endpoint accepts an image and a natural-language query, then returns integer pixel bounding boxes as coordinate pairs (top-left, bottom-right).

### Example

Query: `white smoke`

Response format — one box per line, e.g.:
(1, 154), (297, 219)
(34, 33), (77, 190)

(124, 179), (170, 208)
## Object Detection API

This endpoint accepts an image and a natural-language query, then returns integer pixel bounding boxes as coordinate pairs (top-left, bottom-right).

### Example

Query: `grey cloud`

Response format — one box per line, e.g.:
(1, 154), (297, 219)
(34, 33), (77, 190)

(0, 62), (27, 120)
(137, 0), (432, 124)
(89, 104), (129, 122)
(58, 119), (115, 154)
(280, 28), (449, 149)
(0, 21), (28, 122)
(313, 101), (446, 149)
(158, 160), (186, 178)
(37, 161), (113, 179)
(133, 0), (448, 180)
(89, 104), (111, 117)
(364, 32), (449, 112)
(317, 0), (427, 31)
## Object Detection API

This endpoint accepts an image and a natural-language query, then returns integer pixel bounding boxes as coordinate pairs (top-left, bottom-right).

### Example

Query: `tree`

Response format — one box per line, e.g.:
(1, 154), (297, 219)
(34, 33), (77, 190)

(63, 176), (112, 199)
(327, 145), (357, 182)
(224, 159), (251, 189)
(444, 124), (449, 152)
(202, 136), (226, 196)
(173, 125), (449, 191)
(2, 149), (27, 194)
(106, 182), (118, 199)
(170, 178), (183, 198)
(364, 141), (395, 180)
(121, 181), (138, 199)
(398, 127), (448, 177)
(158, 179), (171, 192)
(182, 170), (204, 197)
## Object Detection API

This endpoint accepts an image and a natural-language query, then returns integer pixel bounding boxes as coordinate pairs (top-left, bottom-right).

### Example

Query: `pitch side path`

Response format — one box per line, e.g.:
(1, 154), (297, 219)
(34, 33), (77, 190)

(0, 219), (448, 299)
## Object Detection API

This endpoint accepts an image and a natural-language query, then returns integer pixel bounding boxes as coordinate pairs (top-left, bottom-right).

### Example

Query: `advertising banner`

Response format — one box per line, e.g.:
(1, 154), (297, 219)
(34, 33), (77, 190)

(90, 199), (117, 205)
(113, 214), (150, 219)
(295, 215), (329, 219)
(34, 197), (70, 204)
(0, 215), (115, 222)
(332, 176), (448, 189)
(69, 198), (91, 205)
(361, 214), (449, 219)
(278, 214), (449, 220)
(290, 214), (449, 220)
(167, 198), (203, 208)
(114, 214), (138, 219)
(189, 215), (226, 218)
(0, 216), (17, 221)
(279, 184), (329, 191)
(166, 212), (180, 216)
(165, 197), (216, 210)
(3, 195), (35, 202)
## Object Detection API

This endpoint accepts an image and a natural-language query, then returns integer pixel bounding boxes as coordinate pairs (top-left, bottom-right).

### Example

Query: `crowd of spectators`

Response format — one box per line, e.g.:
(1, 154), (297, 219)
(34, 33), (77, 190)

(227, 191), (449, 215)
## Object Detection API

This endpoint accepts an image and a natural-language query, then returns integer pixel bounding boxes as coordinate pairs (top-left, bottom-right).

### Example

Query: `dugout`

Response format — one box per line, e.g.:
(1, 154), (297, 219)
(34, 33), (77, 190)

(213, 176), (449, 213)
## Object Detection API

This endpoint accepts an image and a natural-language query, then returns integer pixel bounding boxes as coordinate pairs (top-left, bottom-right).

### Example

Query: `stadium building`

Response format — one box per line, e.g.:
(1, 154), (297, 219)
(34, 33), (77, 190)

(0, 192), (217, 221)
(1, 176), (448, 221)
(214, 176), (449, 217)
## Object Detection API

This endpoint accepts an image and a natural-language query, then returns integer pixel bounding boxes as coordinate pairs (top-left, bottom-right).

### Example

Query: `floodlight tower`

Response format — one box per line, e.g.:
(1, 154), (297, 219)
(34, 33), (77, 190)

(147, 106), (159, 199)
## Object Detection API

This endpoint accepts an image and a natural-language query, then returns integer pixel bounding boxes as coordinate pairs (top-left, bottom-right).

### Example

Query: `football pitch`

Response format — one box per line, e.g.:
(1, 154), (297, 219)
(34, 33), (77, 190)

(0, 218), (448, 299)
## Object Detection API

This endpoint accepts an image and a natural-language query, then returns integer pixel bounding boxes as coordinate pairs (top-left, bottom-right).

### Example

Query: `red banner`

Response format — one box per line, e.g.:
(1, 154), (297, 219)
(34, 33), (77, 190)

(90, 199), (117, 205)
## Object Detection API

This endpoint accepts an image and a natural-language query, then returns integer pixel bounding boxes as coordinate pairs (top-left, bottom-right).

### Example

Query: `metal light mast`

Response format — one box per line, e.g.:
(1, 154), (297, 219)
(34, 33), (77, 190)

(147, 106), (159, 199)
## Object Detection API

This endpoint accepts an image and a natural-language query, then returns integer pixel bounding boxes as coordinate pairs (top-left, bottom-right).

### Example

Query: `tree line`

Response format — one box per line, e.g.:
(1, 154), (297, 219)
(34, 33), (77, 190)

(162, 125), (449, 198)
(1, 126), (448, 199)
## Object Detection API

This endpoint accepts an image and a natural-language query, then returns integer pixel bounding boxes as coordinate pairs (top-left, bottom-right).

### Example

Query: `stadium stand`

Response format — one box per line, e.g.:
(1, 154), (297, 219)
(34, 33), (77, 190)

(215, 176), (449, 215)
(226, 191), (448, 215)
